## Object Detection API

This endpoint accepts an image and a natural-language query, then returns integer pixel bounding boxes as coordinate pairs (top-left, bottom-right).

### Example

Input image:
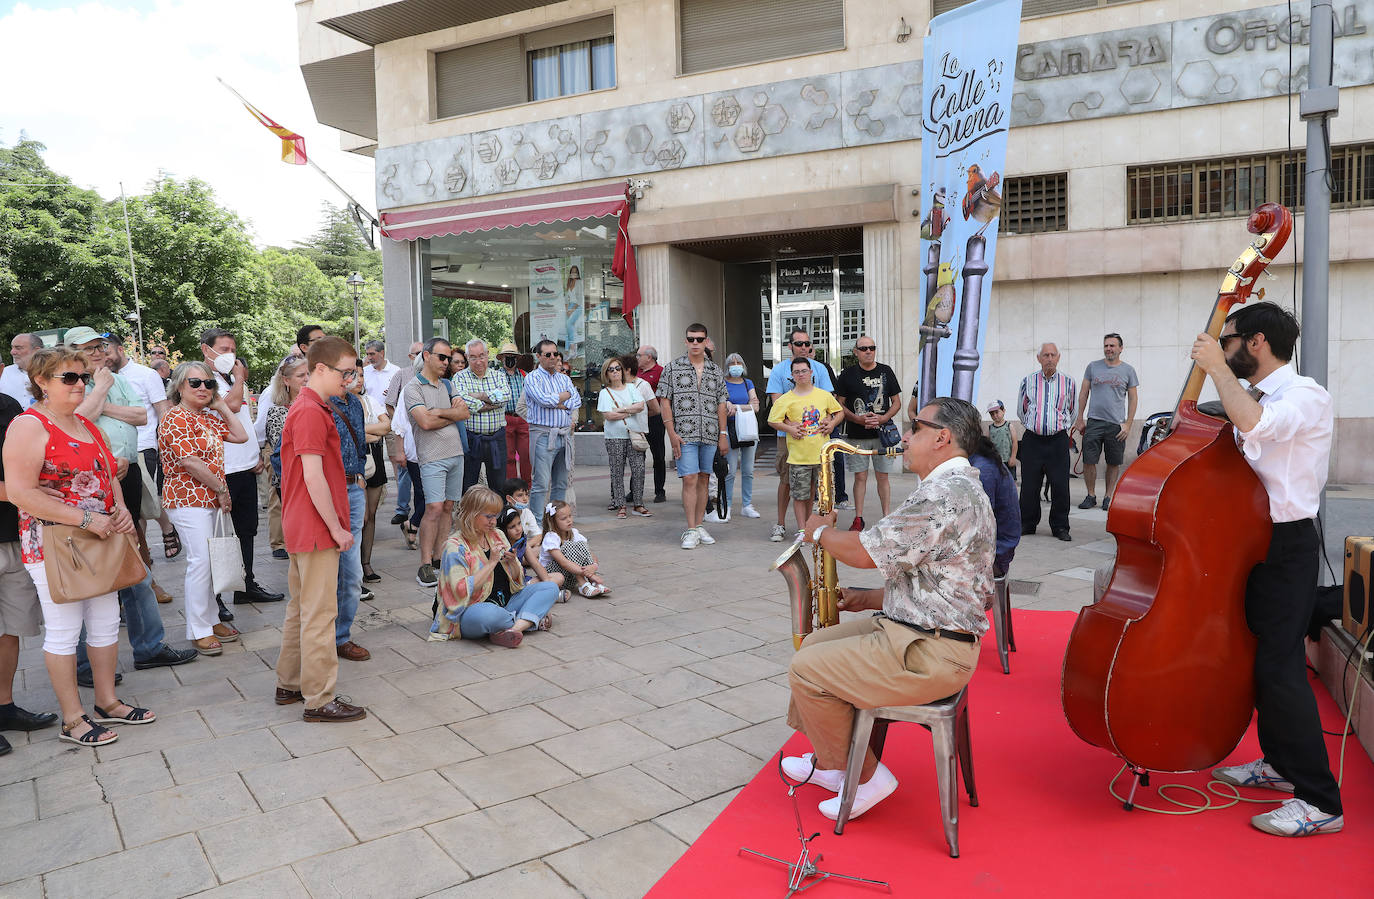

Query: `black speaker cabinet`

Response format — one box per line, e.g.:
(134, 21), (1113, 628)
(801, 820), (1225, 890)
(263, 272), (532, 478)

(1343, 537), (1374, 641)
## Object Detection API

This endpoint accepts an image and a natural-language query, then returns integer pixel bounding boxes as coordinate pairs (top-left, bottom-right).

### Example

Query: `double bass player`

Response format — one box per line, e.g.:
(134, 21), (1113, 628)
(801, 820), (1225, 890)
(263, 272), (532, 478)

(1191, 301), (1343, 837)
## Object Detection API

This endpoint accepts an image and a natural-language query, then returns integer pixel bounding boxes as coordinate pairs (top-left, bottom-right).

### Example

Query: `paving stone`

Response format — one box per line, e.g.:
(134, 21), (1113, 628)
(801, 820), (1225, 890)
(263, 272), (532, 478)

(450, 705), (572, 755)
(536, 720), (671, 776)
(687, 649), (784, 686)
(0, 877), (41, 899)
(242, 746), (379, 810)
(438, 745), (578, 808)
(115, 772), (260, 847)
(163, 729), (290, 784)
(383, 658), (486, 696)
(538, 765), (690, 838)
(654, 789), (741, 843)
(670, 627), (766, 658)
(426, 797), (585, 877)
(699, 679), (792, 723)
(609, 641), (708, 675)
(237, 626), (283, 652)
(616, 667), (725, 707)
(0, 780), (36, 825)
(462, 670), (566, 713)
(224, 666), (281, 698)
(536, 684), (654, 729)
(269, 713), (394, 757)
(423, 861), (581, 899)
(92, 709), (213, 763)
(462, 645), (560, 679)
(749, 638), (800, 667)
(536, 632), (627, 663)
(329, 673), (411, 706)
(173, 651), (268, 687)
(603, 617), (696, 647)
(532, 655), (638, 692)
(635, 739), (763, 801)
(544, 822), (688, 899)
(42, 833), (216, 899)
(199, 798), (356, 883)
(354, 725), (481, 780)
(91, 748), (174, 798)
(624, 698), (750, 748)
(367, 689), (485, 734)
(328, 769), (475, 840)
(33, 766), (105, 818)
(0, 805), (122, 883)
(124, 678), (242, 717)
(293, 828), (467, 897)
(198, 698), (305, 737)
(185, 866), (310, 898)
(660, 608), (753, 634)
(719, 717), (794, 760)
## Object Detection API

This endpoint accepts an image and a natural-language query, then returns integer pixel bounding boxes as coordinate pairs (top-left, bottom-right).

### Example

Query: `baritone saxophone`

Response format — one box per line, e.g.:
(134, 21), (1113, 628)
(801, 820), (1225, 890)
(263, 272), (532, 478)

(771, 437), (903, 650)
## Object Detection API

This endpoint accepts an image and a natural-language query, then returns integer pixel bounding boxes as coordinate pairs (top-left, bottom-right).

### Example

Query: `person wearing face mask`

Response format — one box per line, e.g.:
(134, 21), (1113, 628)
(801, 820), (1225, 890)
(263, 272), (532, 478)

(715, 353), (760, 520)
(496, 342), (531, 484)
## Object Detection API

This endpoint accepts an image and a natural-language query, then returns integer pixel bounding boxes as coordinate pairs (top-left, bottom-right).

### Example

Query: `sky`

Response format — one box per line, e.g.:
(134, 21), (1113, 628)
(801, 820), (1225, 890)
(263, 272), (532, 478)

(0, 0), (377, 248)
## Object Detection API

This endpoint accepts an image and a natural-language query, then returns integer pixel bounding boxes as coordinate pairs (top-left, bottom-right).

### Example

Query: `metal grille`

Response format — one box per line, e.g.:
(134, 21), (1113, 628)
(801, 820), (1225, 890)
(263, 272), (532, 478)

(1126, 143), (1374, 224)
(679, 0), (845, 75)
(1000, 173), (1068, 234)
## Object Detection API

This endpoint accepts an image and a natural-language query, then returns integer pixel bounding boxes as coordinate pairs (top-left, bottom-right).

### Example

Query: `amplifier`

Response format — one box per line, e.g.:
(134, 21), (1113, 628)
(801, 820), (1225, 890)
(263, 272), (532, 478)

(1343, 536), (1374, 641)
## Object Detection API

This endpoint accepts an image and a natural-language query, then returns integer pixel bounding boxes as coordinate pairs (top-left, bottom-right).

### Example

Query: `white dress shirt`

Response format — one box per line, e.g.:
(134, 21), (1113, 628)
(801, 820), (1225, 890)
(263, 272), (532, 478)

(1235, 363), (1332, 523)
(116, 359), (167, 451)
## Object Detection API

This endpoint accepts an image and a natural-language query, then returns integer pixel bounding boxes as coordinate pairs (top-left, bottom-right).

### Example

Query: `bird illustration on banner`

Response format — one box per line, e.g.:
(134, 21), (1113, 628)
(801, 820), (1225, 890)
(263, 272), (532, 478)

(920, 187), (949, 241)
(918, 260), (958, 356)
(962, 164), (1002, 236)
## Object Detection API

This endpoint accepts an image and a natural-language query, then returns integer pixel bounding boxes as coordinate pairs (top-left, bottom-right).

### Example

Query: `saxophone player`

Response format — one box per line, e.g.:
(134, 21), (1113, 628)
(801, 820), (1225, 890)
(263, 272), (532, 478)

(783, 397), (995, 821)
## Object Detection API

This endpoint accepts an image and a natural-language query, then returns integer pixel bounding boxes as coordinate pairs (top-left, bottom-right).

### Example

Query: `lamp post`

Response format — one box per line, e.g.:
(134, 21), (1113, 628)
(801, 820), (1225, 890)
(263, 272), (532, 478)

(347, 271), (365, 352)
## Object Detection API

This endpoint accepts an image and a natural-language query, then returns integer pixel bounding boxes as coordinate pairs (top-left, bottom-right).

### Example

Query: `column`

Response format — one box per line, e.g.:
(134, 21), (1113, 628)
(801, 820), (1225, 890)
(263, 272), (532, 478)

(635, 243), (673, 357)
(382, 237), (432, 362)
(863, 222), (914, 394)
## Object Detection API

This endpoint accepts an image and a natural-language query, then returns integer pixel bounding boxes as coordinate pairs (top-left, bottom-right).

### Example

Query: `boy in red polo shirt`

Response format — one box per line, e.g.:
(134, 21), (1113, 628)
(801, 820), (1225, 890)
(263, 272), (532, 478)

(275, 336), (366, 723)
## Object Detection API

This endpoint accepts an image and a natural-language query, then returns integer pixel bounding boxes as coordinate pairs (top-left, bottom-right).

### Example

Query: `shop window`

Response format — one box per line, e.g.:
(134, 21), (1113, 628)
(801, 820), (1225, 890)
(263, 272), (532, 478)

(1000, 173), (1068, 234)
(679, 0), (844, 75)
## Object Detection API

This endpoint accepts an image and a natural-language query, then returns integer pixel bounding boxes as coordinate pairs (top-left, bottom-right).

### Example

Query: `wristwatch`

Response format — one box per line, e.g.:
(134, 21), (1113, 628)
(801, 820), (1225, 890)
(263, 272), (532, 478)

(811, 524), (829, 545)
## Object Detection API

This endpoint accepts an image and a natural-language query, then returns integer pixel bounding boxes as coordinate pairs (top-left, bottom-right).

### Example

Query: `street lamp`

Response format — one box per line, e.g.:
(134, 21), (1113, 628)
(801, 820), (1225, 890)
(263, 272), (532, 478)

(347, 271), (365, 352)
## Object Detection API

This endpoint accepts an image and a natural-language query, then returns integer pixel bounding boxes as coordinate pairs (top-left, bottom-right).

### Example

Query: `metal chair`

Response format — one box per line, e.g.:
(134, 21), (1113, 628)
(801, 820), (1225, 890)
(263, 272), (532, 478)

(992, 575), (1016, 674)
(831, 686), (976, 857)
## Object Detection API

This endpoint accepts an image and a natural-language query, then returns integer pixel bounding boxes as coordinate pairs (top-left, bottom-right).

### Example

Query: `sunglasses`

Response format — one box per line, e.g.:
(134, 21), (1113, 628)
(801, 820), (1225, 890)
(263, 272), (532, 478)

(912, 417), (945, 432)
(433, 353), (452, 364)
(55, 372), (94, 386)
(1219, 332), (1251, 348)
(855, 345), (876, 351)
(605, 366), (622, 372)
(686, 336), (708, 343)
(540, 351), (558, 358)
(792, 340), (812, 347)
(185, 377), (217, 390)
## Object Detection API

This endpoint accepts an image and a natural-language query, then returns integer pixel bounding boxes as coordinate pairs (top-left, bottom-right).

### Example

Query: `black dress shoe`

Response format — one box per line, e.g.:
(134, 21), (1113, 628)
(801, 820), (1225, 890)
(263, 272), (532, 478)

(1053, 529), (1072, 542)
(77, 671), (122, 689)
(653, 492), (667, 504)
(390, 512), (407, 525)
(133, 646), (200, 670)
(0, 705), (59, 731)
(234, 580), (285, 604)
(0, 733), (10, 755)
(217, 595), (235, 622)
(272, 548), (289, 560)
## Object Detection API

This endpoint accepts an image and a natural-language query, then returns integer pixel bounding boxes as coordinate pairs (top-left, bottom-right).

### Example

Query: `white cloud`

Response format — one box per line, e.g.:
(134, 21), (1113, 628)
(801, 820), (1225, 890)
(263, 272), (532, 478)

(0, 0), (376, 249)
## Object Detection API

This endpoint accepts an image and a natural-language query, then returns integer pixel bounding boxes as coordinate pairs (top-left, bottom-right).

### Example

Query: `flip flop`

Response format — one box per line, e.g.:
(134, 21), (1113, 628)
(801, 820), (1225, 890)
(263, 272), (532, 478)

(163, 527), (182, 559)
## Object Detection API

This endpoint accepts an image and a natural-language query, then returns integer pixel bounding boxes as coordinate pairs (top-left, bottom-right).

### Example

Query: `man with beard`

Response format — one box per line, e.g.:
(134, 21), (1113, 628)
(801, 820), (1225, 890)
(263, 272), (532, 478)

(1192, 301), (1342, 837)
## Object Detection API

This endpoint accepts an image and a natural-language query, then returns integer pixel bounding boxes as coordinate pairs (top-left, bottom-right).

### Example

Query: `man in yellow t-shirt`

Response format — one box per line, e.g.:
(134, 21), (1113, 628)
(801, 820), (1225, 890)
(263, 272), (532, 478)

(768, 357), (844, 534)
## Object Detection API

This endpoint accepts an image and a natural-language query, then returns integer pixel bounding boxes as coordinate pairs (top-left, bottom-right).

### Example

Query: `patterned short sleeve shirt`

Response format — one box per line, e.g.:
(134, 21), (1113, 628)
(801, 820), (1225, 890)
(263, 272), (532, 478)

(656, 354), (729, 443)
(158, 405), (229, 509)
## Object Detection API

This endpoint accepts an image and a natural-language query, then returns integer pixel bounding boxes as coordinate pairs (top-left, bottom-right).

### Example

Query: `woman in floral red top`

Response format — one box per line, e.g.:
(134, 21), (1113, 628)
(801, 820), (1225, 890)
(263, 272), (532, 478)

(4, 347), (156, 748)
(158, 361), (250, 655)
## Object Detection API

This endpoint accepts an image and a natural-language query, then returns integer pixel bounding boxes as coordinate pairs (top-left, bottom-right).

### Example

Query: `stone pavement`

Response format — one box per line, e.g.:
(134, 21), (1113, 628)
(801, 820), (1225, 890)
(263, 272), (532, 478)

(3, 460), (1353, 897)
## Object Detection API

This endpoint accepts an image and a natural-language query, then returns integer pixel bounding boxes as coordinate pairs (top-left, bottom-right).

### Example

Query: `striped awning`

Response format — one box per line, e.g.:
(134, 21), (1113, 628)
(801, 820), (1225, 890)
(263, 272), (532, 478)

(379, 183), (630, 242)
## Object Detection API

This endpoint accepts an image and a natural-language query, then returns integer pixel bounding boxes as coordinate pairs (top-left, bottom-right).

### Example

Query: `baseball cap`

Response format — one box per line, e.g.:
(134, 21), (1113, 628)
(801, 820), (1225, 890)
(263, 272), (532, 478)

(987, 400), (1004, 412)
(63, 326), (104, 347)
(100, 332), (125, 346)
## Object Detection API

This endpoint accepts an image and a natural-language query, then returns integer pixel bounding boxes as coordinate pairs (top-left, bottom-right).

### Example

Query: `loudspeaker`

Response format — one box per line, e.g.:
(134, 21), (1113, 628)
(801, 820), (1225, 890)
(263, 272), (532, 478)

(1343, 536), (1374, 641)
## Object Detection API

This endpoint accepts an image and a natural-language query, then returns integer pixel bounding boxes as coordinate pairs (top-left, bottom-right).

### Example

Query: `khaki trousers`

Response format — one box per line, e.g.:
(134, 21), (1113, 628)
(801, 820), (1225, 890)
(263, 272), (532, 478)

(277, 548), (341, 709)
(267, 487), (283, 550)
(786, 615), (979, 771)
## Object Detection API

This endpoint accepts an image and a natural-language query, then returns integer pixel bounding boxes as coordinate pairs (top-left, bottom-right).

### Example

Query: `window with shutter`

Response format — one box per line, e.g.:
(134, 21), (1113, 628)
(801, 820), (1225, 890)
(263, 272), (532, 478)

(679, 0), (845, 75)
(434, 36), (526, 119)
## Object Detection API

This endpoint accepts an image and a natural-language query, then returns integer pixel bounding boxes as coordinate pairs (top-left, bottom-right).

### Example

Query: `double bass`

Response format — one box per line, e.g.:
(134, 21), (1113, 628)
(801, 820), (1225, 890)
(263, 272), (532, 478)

(1061, 203), (1292, 775)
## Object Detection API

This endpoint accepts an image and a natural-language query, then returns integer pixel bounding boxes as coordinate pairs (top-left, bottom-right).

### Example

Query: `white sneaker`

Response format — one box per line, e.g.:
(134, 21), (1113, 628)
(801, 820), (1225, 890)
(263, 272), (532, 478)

(703, 510), (726, 523)
(781, 753), (845, 793)
(742, 505), (761, 519)
(696, 526), (716, 544)
(769, 523), (786, 542)
(834, 499), (853, 510)
(1251, 797), (1344, 836)
(680, 529), (700, 550)
(1213, 758), (1295, 793)
(818, 762), (898, 821)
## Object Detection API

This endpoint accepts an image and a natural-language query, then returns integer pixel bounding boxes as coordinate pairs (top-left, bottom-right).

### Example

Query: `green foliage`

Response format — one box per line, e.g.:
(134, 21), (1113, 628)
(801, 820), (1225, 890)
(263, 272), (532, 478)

(285, 203), (382, 281)
(434, 296), (513, 354)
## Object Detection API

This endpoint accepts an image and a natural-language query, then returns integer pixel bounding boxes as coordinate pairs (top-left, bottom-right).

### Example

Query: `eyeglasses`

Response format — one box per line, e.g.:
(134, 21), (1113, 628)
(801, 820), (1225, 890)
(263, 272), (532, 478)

(540, 351), (558, 358)
(1219, 332), (1251, 348)
(604, 366), (622, 372)
(792, 340), (812, 347)
(686, 336), (708, 343)
(329, 365), (358, 382)
(855, 344), (876, 352)
(185, 377), (217, 390)
(55, 372), (94, 386)
(149, 349), (167, 356)
(433, 353), (451, 364)
(912, 417), (945, 433)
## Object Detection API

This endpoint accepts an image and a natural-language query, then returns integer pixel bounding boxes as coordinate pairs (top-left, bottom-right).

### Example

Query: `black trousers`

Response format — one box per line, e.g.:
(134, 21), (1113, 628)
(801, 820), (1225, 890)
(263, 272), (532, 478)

(226, 469), (260, 584)
(647, 413), (667, 496)
(1247, 519), (1342, 814)
(1017, 430), (1069, 533)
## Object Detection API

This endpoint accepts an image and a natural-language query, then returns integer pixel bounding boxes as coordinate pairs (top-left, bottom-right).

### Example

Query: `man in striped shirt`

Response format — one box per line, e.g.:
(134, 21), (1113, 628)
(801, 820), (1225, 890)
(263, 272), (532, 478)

(526, 339), (581, 516)
(1016, 343), (1077, 541)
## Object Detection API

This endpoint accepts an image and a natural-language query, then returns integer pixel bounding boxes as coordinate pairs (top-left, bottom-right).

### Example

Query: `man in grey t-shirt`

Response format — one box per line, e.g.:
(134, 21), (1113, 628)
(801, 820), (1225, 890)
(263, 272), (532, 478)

(1071, 333), (1139, 511)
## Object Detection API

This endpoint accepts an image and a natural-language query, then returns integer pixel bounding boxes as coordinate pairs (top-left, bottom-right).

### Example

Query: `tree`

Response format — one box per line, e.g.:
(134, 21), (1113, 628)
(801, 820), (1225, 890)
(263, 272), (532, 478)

(433, 296), (513, 353)
(288, 203), (382, 281)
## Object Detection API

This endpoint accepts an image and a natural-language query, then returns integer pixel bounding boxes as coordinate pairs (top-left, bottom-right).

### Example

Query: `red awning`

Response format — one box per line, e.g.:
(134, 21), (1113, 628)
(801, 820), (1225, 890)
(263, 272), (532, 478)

(379, 182), (630, 241)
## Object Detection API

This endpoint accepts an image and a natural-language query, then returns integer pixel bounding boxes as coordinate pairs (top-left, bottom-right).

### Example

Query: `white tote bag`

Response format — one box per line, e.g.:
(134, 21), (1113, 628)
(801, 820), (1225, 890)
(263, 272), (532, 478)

(733, 408), (760, 443)
(208, 511), (246, 596)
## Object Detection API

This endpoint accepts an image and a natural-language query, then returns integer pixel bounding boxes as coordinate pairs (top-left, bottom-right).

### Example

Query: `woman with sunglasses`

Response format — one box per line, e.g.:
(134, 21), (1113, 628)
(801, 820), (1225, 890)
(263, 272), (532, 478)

(596, 357), (648, 519)
(4, 347), (156, 747)
(157, 362), (251, 656)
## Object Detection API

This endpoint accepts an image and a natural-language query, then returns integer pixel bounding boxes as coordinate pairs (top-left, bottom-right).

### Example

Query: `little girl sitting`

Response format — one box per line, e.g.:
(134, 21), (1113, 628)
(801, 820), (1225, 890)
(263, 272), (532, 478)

(540, 501), (611, 597)
(499, 507), (569, 603)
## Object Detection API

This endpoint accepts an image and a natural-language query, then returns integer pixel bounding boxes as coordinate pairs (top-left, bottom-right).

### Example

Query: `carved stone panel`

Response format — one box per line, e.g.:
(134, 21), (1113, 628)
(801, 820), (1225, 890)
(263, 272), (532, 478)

(840, 60), (923, 147)
(469, 115), (583, 196)
(1012, 23), (1174, 124)
(703, 73), (843, 165)
(580, 97), (707, 180)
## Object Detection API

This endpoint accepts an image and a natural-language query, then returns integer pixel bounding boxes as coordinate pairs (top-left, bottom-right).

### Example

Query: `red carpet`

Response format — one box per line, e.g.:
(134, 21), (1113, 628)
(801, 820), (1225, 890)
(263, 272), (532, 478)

(649, 611), (1372, 898)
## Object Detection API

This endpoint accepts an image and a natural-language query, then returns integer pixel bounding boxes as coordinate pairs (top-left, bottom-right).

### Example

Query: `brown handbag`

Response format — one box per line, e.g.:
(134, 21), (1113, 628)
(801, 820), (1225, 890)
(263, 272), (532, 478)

(41, 524), (147, 604)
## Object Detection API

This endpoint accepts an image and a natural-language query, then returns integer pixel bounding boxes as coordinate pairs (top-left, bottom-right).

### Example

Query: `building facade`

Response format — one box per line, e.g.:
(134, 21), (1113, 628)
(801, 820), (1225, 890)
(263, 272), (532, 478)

(298, 0), (1374, 482)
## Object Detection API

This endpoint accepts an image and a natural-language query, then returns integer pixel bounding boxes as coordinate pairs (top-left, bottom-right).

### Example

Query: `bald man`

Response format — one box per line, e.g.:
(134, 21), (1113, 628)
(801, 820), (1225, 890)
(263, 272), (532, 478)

(1016, 343), (1076, 541)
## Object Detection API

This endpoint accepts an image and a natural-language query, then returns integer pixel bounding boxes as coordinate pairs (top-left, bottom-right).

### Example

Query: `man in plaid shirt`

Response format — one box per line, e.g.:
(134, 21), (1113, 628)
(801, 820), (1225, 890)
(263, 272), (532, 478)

(452, 339), (509, 492)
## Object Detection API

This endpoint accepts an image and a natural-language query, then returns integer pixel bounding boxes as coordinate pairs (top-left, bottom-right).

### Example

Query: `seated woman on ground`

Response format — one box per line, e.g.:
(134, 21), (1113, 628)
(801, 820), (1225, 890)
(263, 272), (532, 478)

(430, 486), (560, 648)
(540, 500), (611, 597)
(498, 506), (568, 603)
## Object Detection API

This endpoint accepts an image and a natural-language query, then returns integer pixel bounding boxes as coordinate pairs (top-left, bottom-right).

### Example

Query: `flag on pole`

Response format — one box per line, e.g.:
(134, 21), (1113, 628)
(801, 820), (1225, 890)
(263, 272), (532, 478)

(240, 100), (307, 165)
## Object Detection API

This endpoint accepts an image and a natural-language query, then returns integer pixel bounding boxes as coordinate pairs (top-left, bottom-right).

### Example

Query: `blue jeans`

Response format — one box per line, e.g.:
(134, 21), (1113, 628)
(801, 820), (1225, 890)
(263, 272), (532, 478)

(463, 428), (508, 492)
(335, 482), (365, 645)
(529, 428), (569, 516)
(726, 443), (756, 509)
(394, 464), (411, 516)
(75, 571), (168, 677)
(455, 581), (559, 639)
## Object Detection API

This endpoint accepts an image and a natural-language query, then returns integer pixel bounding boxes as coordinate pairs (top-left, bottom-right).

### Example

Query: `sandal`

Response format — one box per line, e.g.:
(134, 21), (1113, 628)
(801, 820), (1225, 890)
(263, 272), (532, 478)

(92, 700), (156, 726)
(212, 623), (240, 642)
(162, 527), (182, 559)
(537, 615), (554, 632)
(616, 507), (627, 519)
(401, 522), (418, 551)
(578, 581), (600, 598)
(59, 714), (117, 747)
(194, 636), (223, 656)
(558, 589), (570, 603)
(593, 583), (611, 596)
(489, 628), (523, 648)
(632, 506), (653, 517)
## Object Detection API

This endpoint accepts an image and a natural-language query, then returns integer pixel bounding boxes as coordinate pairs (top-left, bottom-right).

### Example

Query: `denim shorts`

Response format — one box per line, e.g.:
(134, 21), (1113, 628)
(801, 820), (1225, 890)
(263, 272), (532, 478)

(419, 455), (465, 503)
(675, 441), (717, 477)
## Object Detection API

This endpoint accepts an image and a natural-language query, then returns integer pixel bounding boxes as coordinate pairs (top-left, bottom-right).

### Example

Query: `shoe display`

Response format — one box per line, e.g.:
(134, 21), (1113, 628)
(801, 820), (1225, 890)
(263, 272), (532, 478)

(680, 529), (701, 550)
(1078, 495), (1098, 509)
(741, 505), (761, 518)
(133, 646), (199, 670)
(272, 548), (289, 560)
(696, 526), (716, 545)
(303, 698), (367, 722)
(216, 596), (234, 622)
(234, 579), (285, 604)
(770, 523), (786, 542)
(0, 705), (59, 732)
(1251, 798), (1343, 836)
(849, 516), (865, 532)
(336, 641), (371, 661)
(417, 564), (438, 587)
(1213, 758), (1295, 793)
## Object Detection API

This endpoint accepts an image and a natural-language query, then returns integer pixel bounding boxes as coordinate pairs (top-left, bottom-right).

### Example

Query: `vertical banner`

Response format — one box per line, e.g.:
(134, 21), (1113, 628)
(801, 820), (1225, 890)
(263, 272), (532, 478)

(529, 258), (564, 346)
(916, 0), (1022, 406)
